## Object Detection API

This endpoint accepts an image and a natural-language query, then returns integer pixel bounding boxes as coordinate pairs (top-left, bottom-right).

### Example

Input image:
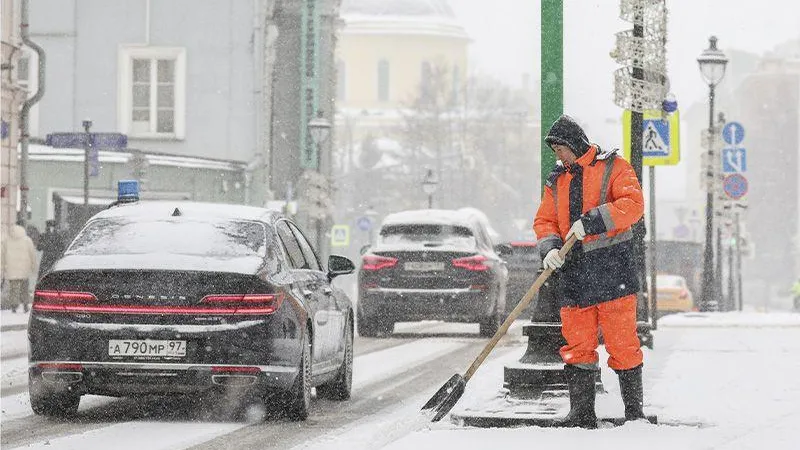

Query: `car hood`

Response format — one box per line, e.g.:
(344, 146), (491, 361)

(51, 253), (264, 275)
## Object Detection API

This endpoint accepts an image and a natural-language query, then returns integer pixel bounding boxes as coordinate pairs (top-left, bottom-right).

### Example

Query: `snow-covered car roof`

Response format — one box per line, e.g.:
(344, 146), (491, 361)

(380, 209), (478, 228)
(91, 200), (280, 223)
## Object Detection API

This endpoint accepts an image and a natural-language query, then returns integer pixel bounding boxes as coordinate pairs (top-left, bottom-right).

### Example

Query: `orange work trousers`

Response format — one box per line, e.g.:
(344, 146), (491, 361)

(559, 294), (643, 371)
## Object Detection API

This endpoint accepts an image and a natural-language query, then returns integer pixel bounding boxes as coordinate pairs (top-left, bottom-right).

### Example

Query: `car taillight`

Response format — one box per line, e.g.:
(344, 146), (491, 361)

(33, 290), (97, 311)
(200, 293), (284, 315)
(38, 362), (83, 371)
(362, 255), (398, 271)
(679, 289), (689, 299)
(452, 255), (489, 271)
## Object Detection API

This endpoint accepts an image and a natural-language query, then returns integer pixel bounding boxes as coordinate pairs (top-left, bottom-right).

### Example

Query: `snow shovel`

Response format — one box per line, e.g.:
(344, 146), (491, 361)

(421, 235), (578, 422)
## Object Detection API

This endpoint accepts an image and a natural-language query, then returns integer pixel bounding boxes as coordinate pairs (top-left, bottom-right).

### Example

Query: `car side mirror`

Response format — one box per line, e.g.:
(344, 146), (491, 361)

(327, 254), (355, 280)
(359, 244), (371, 255)
(495, 243), (513, 256)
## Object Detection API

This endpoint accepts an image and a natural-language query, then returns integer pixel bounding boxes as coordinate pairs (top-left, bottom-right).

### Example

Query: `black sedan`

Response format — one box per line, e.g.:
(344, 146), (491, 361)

(357, 209), (510, 338)
(29, 201), (355, 421)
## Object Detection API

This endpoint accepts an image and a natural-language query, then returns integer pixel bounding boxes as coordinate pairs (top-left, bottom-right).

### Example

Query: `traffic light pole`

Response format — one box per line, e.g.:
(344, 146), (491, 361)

(735, 211), (743, 311)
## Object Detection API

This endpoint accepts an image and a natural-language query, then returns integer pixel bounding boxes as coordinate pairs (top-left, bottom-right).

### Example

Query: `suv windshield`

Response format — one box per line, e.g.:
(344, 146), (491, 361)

(379, 224), (475, 249)
(67, 217), (268, 257)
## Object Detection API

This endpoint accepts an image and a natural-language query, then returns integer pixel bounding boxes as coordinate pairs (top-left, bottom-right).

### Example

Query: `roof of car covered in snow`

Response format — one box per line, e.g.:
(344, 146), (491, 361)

(380, 209), (481, 229)
(90, 200), (281, 223)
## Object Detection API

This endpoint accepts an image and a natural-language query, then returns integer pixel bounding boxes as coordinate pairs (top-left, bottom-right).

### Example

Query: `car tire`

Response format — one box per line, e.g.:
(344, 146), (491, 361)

(285, 329), (311, 421)
(317, 316), (353, 401)
(29, 379), (80, 417)
(357, 312), (392, 338)
(479, 303), (502, 338)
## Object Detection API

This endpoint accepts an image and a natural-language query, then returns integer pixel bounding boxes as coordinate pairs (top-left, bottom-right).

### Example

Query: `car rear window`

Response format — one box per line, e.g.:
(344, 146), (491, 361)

(379, 224), (475, 249)
(67, 217), (269, 257)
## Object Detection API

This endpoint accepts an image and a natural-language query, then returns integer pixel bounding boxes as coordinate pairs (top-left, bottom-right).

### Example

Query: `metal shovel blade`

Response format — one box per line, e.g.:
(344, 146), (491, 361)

(421, 374), (467, 422)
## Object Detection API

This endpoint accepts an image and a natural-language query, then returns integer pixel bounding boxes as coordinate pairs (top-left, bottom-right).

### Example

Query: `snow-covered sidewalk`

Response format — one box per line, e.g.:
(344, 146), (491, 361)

(296, 311), (800, 450)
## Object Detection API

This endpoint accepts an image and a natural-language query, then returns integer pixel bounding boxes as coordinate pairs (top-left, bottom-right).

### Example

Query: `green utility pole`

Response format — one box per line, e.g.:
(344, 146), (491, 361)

(540, 0), (563, 195)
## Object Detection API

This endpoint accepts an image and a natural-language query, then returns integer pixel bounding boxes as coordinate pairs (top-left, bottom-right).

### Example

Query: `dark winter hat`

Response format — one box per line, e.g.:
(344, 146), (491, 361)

(545, 115), (591, 157)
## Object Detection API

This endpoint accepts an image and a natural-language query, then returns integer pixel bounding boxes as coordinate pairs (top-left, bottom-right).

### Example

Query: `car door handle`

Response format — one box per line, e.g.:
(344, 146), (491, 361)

(302, 289), (314, 299)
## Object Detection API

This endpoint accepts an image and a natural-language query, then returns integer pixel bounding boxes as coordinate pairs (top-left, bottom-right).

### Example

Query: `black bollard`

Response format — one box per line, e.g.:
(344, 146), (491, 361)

(504, 269), (604, 398)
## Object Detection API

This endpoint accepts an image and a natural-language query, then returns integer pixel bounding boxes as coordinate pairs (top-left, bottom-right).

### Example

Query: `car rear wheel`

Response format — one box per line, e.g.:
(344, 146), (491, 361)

(29, 381), (80, 417)
(479, 304), (501, 338)
(285, 330), (311, 421)
(357, 313), (392, 338)
(317, 316), (353, 400)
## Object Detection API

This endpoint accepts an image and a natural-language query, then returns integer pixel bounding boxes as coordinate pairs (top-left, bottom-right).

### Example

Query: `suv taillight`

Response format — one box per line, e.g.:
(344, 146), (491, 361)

(362, 255), (398, 271)
(452, 255), (489, 271)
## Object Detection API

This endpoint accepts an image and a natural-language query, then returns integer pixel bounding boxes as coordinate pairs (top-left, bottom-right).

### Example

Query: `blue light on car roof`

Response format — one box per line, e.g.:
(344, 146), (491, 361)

(117, 180), (139, 203)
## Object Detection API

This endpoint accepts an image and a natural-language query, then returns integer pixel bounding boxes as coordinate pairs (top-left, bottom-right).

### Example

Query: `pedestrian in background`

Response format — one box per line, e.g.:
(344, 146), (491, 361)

(534, 115), (646, 428)
(37, 220), (67, 280)
(2, 222), (38, 313)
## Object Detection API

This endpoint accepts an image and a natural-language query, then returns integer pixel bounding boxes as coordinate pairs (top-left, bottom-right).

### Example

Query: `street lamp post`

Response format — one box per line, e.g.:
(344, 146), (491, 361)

(82, 119), (93, 206)
(697, 36), (728, 311)
(308, 112), (332, 257)
(422, 169), (438, 209)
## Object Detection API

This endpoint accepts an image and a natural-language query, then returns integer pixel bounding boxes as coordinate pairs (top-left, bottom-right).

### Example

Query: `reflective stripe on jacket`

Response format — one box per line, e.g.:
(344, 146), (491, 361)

(533, 146), (645, 307)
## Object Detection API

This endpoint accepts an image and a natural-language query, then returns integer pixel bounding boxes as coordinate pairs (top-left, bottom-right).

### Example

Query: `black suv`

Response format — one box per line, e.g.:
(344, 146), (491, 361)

(357, 209), (510, 337)
(502, 240), (541, 317)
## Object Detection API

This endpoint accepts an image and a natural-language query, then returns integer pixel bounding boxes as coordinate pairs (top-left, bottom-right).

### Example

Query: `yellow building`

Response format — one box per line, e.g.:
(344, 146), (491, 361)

(335, 0), (470, 153)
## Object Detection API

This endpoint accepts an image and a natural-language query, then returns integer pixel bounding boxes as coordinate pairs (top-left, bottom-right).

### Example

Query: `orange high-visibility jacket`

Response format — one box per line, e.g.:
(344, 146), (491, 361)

(534, 145), (644, 307)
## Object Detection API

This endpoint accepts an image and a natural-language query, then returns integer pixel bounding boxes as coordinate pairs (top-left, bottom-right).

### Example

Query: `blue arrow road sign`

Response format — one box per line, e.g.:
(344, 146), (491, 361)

(722, 122), (745, 146)
(45, 132), (128, 149)
(723, 173), (748, 200)
(722, 148), (747, 173)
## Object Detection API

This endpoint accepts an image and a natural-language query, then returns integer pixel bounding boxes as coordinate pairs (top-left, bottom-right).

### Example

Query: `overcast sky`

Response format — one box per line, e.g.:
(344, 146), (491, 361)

(448, 0), (800, 204)
(449, 0), (800, 143)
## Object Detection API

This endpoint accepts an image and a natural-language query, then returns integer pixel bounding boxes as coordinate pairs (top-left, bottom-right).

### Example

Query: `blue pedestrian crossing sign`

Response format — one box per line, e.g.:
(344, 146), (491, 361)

(722, 147), (747, 173)
(622, 109), (681, 166)
(330, 225), (350, 247)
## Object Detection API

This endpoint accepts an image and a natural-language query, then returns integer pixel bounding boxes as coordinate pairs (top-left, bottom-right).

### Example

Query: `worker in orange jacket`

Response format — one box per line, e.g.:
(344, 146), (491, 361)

(534, 115), (646, 428)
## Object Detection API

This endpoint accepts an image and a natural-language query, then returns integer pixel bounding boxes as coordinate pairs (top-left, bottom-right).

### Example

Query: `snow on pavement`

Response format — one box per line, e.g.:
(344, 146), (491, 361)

(1, 338), (470, 450)
(293, 311), (800, 450)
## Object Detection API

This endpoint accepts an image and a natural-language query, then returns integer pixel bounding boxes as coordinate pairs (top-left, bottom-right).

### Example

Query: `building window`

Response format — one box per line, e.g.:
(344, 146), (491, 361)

(377, 59), (390, 102)
(336, 59), (346, 102)
(119, 46), (186, 139)
(420, 61), (432, 101)
(452, 65), (460, 104)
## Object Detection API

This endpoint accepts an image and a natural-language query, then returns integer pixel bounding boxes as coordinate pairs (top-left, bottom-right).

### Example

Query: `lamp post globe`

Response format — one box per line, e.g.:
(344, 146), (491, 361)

(308, 115), (332, 147)
(697, 36), (729, 88)
(698, 36), (728, 312)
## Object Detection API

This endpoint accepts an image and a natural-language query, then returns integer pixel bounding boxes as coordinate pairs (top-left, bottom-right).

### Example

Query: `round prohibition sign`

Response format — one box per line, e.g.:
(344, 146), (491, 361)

(723, 173), (748, 200)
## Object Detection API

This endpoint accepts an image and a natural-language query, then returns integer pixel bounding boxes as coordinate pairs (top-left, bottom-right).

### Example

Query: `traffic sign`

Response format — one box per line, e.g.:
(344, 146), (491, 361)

(45, 132), (128, 149)
(330, 225), (350, 247)
(622, 109), (681, 166)
(356, 216), (373, 232)
(723, 174), (748, 200)
(722, 122), (745, 146)
(722, 147), (747, 173)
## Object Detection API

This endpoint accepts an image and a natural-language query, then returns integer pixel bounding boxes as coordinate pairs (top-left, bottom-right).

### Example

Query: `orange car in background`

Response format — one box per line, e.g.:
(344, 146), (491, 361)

(653, 274), (696, 317)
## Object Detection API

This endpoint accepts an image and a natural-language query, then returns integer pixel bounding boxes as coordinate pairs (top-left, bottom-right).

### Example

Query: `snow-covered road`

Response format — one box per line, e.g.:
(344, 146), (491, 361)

(2, 312), (800, 450)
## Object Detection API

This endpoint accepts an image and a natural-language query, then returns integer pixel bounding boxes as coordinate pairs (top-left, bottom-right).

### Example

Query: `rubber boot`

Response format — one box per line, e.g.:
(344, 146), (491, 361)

(553, 364), (597, 429)
(616, 364), (646, 421)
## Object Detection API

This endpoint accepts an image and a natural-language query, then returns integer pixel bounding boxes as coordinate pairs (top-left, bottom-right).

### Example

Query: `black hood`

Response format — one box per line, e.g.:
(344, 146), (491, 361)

(545, 115), (591, 157)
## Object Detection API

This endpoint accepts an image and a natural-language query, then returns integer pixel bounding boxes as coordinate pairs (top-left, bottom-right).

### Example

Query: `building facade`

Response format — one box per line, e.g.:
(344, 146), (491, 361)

(1, 0), (23, 238)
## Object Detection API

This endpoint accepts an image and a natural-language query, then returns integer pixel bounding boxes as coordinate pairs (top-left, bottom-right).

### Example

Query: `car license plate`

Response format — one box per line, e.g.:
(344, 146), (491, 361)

(108, 339), (187, 358)
(404, 261), (445, 271)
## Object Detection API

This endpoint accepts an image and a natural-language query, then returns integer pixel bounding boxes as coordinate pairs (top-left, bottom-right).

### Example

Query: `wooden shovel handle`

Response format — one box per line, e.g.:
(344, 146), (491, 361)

(463, 235), (578, 382)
